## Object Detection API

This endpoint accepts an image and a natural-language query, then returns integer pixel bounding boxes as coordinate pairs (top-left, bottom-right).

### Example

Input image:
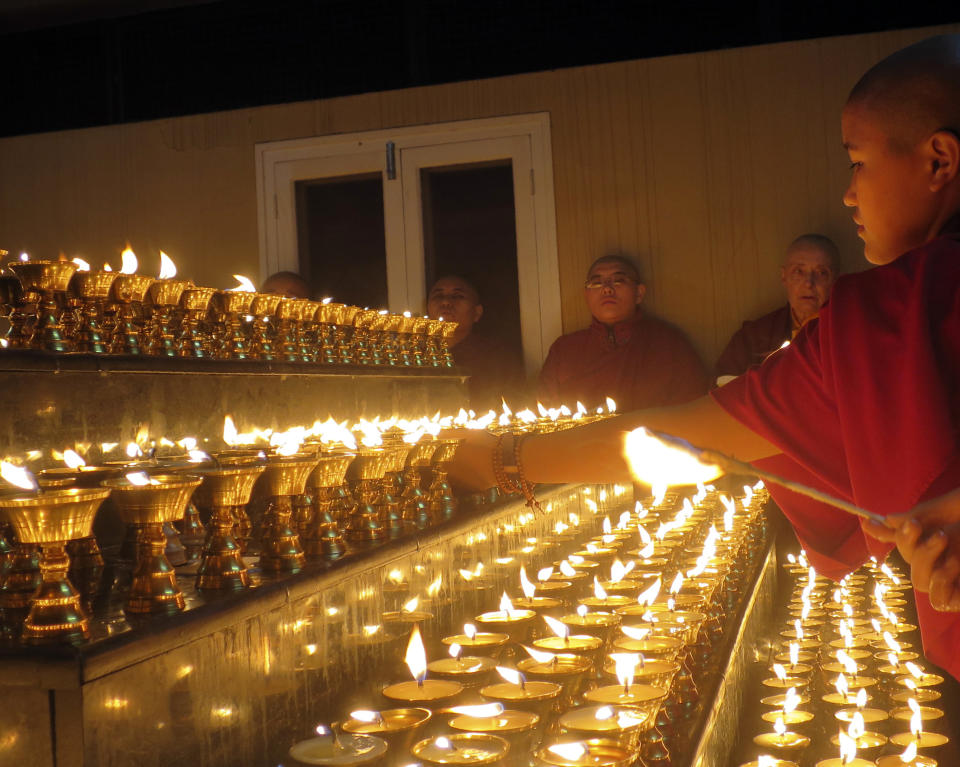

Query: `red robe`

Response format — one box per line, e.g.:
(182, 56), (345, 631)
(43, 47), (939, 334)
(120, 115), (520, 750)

(538, 313), (709, 411)
(712, 234), (960, 680)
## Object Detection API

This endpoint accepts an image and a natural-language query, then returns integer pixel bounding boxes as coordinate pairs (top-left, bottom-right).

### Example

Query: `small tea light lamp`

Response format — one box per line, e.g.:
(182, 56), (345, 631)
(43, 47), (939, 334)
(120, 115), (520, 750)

(513, 567), (563, 615)
(560, 605), (621, 643)
(534, 614), (604, 659)
(534, 738), (637, 767)
(582, 653), (668, 717)
(835, 688), (889, 731)
(383, 595), (435, 627)
(288, 724), (388, 765)
(828, 712), (887, 761)
(443, 623), (509, 658)
(341, 707), (431, 753)
(428, 643), (496, 684)
(518, 645), (592, 695)
(447, 702), (539, 751)
(479, 666), (562, 716)
(738, 756), (798, 767)
(889, 699), (948, 751)
(475, 593), (537, 641)
(762, 663), (810, 692)
(813, 730), (872, 767)
(558, 705), (649, 752)
(382, 625), (463, 708)
(875, 742), (938, 767)
(411, 733), (510, 766)
(823, 674), (875, 708)
(752, 715), (811, 761)
(760, 687), (813, 733)
(894, 662), (944, 692)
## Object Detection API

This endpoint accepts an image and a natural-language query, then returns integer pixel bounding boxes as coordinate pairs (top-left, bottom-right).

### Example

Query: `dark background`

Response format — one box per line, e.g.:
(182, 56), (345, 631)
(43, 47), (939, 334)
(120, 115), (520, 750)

(0, 0), (957, 139)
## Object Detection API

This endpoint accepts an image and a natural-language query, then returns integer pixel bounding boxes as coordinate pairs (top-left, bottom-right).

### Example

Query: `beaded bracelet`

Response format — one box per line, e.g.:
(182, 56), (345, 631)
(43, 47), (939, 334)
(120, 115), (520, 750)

(492, 431), (541, 512)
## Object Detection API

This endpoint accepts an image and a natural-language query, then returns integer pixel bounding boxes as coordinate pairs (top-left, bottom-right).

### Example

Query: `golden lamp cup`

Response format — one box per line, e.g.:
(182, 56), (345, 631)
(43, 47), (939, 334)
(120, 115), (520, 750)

(9, 260), (78, 352)
(102, 474), (201, 614)
(144, 278), (193, 356)
(412, 733), (510, 766)
(402, 439), (438, 528)
(314, 300), (343, 364)
(192, 462), (266, 590)
(256, 453), (319, 575)
(248, 292), (284, 361)
(535, 737), (638, 767)
(346, 449), (391, 542)
(558, 705), (652, 752)
(341, 707), (432, 755)
(410, 315), (432, 366)
(69, 270), (119, 354)
(0, 487), (111, 644)
(109, 274), (155, 355)
(300, 452), (355, 560)
(211, 289), (255, 360)
(176, 286), (217, 358)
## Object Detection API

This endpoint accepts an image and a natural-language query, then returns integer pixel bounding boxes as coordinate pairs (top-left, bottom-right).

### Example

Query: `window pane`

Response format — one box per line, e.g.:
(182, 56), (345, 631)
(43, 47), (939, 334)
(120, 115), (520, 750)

(421, 161), (523, 363)
(296, 173), (387, 308)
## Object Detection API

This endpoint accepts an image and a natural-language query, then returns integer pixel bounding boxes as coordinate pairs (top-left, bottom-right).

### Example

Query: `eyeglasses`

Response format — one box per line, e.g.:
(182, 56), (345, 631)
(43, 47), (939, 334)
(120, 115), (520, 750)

(584, 275), (636, 290)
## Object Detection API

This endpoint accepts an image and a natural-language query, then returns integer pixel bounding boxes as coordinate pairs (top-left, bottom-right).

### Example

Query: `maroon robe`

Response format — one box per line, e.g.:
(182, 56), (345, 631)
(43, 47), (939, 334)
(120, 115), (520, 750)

(712, 233), (960, 680)
(538, 313), (709, 411)
(715, 305), (792, 379)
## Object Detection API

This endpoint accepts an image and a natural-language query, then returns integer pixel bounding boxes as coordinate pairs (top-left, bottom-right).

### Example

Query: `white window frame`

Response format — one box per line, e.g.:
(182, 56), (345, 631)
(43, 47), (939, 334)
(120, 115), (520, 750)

(254, 113), (560, 373)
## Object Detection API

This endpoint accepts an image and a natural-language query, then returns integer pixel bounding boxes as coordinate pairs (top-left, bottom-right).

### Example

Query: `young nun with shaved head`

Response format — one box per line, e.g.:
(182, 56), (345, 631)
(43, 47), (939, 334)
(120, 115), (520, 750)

(448, 35), (960, 679)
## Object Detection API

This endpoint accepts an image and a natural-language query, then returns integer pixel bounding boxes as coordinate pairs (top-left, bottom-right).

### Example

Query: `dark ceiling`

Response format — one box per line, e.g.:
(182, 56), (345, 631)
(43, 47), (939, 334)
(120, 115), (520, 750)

(0, 0), (956, 138)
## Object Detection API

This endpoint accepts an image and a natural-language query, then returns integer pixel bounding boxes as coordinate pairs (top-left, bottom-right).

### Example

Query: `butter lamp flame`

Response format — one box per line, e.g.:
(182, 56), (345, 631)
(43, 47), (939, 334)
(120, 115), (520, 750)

(404, 625), (428, 685)
(228, 274), (256, 292)
(0, 461), (38, 491)
(120, 247), (138, 274)
(158, 251), (177, 279)
(544, 615), (569, 639)
(449, 703), (504, 717)
(549, 743), (587, 760)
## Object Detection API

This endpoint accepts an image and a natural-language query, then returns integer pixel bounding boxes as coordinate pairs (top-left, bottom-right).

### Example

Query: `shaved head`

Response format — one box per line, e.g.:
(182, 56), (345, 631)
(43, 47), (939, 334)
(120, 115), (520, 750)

(847, 34), (960, 153)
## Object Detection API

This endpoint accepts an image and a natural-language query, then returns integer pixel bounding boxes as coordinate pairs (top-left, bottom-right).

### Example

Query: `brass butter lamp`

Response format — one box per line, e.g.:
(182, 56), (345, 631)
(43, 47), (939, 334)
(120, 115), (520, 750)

(176, 286), (217, 358)
(110, 272), (155, 355)
(144, 276), (193, 356)
(9, 260), (77, 352)
(193, 461), (266, 590)
(0, 486), (111, 643)
(300, 452), (355, 560)
(256, 453), (318, 574)
(102, 473), (201, 614)
(69, 269), (119, 354)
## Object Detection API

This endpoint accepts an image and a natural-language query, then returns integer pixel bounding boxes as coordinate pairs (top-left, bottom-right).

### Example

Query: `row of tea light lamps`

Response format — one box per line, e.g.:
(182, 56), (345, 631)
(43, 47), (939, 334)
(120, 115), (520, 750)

(738, 552), (949, 767)
(0, 401), (616, 645)
(0, 248), (458, 364)
(283, 477), (775, 766)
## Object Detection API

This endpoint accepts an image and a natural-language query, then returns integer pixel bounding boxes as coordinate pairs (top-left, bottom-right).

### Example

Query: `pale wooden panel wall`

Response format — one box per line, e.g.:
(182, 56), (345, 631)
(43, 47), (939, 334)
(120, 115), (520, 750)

(1, 23), (956, 368)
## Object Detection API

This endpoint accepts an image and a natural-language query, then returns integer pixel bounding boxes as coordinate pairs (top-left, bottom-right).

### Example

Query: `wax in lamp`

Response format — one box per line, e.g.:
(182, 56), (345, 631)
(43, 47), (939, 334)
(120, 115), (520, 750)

(752, 712), (811, 760)
(447, 702), (539, 739)
(475, 593), (536, 639)
(535, 738), (637, 767)
(428, 642), (496, 682)
(875, 742), (937, 767)
(889, 700), (948, 750)
(829, 711), (887, 759)
(814, 730), (877, 767)
(288, 725), (388, 765)
(411, 733), (509, 766)
(479, 666), (561, 715)
(443, 623), (510, 656)
(534, 633), (603, 657)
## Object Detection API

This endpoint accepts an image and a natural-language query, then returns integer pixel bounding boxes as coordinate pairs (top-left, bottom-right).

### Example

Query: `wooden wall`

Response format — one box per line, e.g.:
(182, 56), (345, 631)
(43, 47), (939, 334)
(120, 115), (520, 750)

(1, 23), (956, 370)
